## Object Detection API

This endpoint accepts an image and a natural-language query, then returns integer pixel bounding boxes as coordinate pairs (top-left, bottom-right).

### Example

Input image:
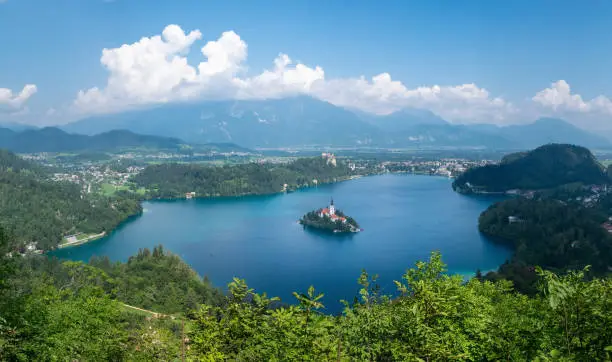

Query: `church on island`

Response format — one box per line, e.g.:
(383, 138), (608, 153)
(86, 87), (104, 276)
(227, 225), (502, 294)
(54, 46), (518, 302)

(319, 198), (347, 223)
(299, 198), (360, 234)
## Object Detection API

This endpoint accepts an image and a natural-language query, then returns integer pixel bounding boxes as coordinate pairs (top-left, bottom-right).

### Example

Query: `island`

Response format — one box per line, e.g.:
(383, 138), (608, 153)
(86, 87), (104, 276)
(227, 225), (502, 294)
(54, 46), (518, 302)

(299, 198), (361, 233)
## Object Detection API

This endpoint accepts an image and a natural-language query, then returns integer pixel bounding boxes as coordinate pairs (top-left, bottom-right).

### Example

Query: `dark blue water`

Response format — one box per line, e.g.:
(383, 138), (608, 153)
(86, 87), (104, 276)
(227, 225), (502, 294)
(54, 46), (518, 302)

(53, 174), (511, 312)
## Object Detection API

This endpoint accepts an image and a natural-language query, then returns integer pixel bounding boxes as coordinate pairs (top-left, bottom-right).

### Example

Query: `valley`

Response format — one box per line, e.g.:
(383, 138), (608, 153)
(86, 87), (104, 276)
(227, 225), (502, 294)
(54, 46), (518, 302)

(3, 135), (612, 361)
(3, 3), (612, 359)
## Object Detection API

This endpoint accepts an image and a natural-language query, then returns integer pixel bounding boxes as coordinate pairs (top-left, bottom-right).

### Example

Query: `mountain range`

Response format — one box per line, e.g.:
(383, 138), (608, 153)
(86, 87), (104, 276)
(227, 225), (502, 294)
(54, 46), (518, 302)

(30, 96), (612, 150)
(0, 127), (183, 153)
(0, 127), (257, 154)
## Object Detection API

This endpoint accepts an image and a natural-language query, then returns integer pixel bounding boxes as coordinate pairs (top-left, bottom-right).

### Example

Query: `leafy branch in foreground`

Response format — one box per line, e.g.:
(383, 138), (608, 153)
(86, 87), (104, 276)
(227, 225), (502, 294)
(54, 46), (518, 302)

(189, 252), (612, 361)
(1, 228), (610, 361)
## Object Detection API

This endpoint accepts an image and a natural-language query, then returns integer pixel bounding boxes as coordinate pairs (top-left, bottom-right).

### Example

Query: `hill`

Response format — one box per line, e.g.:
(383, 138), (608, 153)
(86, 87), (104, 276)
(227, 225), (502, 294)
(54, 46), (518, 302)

(453, 144), (609, 193)
(0, 150), (141, 250)
(0, 127), (184, 153)
(133, 156), (357, 198)
(479, 197), (612, 293)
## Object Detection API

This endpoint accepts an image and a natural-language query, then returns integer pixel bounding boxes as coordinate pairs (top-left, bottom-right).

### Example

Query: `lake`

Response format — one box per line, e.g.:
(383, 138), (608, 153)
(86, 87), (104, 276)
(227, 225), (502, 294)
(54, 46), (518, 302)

(53, 174), (511, 313)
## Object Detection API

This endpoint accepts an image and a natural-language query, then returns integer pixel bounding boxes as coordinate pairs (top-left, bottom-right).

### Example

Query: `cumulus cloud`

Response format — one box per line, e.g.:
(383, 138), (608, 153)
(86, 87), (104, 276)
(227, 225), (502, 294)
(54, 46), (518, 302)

(533, 80), (612, 115)
(313, 76), (516, 122)
(0, 84), (37, 112)
(236, 53), (325, 99)
(73, 24), (516, 123)
(74, 25), (204, 113)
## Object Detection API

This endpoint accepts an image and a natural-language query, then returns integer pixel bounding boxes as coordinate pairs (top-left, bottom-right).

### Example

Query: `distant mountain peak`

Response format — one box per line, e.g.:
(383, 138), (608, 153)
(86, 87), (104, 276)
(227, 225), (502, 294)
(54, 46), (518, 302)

(60, 98), (612, 150)
(0, 127), (184, 153)
(532, 117), (572, 126)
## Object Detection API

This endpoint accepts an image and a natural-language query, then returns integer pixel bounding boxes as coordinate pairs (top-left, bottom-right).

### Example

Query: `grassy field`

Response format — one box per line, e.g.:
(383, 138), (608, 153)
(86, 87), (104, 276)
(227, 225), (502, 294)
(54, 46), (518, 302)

(76, 233), (91, 241)
(60, 232), (106, 248)
(101, 183), (117, 196)
(100, 183), (146, 196)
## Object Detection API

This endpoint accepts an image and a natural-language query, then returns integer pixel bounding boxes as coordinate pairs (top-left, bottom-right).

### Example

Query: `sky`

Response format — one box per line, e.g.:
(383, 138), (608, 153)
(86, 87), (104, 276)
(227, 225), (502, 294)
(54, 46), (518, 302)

(1, 0), (612, 131)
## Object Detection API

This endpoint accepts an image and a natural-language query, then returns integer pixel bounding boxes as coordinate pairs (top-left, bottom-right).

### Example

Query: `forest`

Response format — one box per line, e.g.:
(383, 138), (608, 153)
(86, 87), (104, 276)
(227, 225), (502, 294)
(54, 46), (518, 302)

(453, 144), (609, 193)
(133, 157), (358, 198)
(1, 146), (611, 359)
(479, 197), (612, 294)
(1, 225), (610, 360)
(0, 150), (141, 250)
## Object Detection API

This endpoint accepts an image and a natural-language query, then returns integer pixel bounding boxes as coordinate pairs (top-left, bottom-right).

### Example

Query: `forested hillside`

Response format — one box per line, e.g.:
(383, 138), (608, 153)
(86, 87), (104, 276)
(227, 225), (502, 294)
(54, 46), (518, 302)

(0, 229), (221, 360)
(1, 233), (610, 360)
(0, 127), (183, 153)
(89, 246), (223, 314)
(479, 198), (612, 293)
(453, 144), (609, 193)
(134, 157), (358, 198)
(0, 150), (141, 250)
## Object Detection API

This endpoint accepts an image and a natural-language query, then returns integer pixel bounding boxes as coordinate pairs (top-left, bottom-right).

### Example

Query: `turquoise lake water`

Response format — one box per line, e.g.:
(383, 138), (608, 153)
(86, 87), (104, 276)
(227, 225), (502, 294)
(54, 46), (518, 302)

(53, 174), (511, 313)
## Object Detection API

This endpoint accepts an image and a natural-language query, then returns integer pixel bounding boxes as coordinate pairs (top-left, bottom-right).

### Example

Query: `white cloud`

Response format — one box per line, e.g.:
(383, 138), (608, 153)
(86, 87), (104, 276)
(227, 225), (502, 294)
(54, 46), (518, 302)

(72, 24), (516, 123)
(236, 53), (325, 99)
(0, 84), (37, 111)
(533, 80), (612, 115)
(74, 25), (204, 113)
(312, 76), (516, 122)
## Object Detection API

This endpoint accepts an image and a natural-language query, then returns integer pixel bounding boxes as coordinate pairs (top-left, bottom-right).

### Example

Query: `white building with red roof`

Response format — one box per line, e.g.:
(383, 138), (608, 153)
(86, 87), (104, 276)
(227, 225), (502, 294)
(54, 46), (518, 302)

(319, 198), (346, 223)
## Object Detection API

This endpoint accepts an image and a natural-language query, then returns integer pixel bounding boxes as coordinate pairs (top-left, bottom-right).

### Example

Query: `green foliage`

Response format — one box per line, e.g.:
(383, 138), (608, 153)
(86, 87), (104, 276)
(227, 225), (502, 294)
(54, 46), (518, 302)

(479, 198), (612, 293)
(188, 252), (612, 361)
(89, 245), (224, 314)
(453, 144), (609, 193)
(134, 157), (355, 198)
(0, 149), (142, 250)
(1, 224), (610, 360)
(536, 267), (612, 360)
(0, 250), (130, 360)
(0, 236), (212, 360)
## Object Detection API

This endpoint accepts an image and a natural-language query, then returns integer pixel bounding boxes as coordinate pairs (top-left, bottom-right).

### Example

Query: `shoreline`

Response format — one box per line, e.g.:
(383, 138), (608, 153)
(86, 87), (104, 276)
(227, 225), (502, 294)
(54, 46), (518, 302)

(299, 219), (361, 234)
(50, 175), (370, 250)
(51, 173), (508, 314)
(58, 231), (107, 249)
(140, 173), (372, 201)
(54, 172), (446, 250)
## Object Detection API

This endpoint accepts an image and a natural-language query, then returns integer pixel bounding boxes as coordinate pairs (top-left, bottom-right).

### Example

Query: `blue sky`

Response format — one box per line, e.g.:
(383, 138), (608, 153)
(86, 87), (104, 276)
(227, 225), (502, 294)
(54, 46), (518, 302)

(1, 0), (611, 129)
